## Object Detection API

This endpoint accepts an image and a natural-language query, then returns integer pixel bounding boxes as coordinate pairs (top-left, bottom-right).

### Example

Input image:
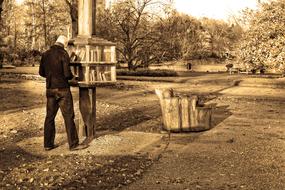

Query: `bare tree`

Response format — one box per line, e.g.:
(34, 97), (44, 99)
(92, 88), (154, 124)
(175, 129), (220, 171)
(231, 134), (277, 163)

(97, 0), (171, 70)
(0, 0), (4, 24)
(63, 0), (78, 38)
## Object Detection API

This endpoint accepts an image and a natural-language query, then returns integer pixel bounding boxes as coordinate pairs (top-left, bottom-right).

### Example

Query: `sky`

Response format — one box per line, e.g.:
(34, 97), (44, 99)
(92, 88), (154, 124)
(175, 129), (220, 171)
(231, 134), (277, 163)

(15, 0), (24, 5)
(175, 0), (258, 20)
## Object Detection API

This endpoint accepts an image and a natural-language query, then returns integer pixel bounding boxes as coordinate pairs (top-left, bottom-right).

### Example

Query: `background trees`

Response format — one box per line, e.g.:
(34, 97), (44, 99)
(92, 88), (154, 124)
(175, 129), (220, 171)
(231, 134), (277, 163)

(237, 0), (285, 73)
(1, 0), (70, 50)
(201, 18), (242, 59)
(0, 0), (71, 65)
(0, 0), (243, 69)
(96, 0), (172, 70)
(152, 11), (203, 61)
(96, 0), (239, 70)
(0, 0), (3, 19)
(63, 0), (77, 38)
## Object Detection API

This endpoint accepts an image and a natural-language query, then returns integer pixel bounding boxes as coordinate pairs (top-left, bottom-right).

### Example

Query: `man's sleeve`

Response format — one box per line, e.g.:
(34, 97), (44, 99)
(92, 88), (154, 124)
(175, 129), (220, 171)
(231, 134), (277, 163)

(63, 51), (74, 80)
(39, 54), (46, 78)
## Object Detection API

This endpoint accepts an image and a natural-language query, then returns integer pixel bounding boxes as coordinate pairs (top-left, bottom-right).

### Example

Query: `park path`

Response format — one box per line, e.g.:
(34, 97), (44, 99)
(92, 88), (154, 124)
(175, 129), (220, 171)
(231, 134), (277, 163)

(0, 68), (285, 189)
(122, 86), (285, 190)
(93, 78), (285, 190)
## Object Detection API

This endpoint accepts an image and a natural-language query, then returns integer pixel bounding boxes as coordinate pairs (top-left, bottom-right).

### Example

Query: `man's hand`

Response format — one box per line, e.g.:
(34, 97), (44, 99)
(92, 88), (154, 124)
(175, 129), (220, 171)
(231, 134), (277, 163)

(73, 76), (79, 81)
(68, 76), (79, 86)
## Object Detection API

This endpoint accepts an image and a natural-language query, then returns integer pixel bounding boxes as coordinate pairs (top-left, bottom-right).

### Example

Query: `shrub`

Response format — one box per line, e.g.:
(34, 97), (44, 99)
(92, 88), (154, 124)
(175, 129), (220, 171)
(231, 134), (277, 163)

(117, 69), (178, 77)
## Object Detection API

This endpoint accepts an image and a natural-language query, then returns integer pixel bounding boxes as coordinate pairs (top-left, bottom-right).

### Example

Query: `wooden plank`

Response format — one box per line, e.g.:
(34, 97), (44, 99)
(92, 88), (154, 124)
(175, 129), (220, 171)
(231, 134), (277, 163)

(181, 97), (190, 132)
(193, 107), (212, 131)
(189, 96), (198, 128)
(79, 87), (96, 142)
(155, 89), (174, 100)
(159, 98), (167, 130)
(163, 97), (181, 132)
(78, 81), (116, 88)
(155, 89), (174, 131)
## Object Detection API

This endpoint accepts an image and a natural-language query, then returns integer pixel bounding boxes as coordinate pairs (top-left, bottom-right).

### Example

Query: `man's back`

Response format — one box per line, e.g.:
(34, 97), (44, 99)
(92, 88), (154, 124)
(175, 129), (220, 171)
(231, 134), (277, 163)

(39, 45), (73, 89)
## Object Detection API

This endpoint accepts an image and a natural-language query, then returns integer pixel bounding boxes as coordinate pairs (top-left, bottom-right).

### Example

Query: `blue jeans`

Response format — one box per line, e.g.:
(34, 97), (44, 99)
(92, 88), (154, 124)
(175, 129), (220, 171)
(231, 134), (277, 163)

(44, 88), (79, 149)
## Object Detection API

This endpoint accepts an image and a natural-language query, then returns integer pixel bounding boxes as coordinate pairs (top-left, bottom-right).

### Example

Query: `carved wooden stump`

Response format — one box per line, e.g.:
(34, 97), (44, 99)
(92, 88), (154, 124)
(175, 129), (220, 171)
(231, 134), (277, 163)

(155, 89), (213, 132)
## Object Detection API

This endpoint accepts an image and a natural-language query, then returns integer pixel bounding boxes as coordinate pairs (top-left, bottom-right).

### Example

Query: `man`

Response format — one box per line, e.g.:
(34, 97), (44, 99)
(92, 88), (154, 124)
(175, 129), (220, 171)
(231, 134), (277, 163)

(39, 35), (88, 151)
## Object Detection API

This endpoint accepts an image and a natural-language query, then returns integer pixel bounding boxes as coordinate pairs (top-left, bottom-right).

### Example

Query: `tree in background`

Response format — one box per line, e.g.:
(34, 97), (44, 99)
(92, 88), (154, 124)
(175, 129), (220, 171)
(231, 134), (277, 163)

(0, 0), (23, 63)
(0, 0), (4, 67)
(63, 0), (77, 38)
(0, 0), (243, 68)
(201, 18), (236, 59)
(97, 0), (172, 70)
(238, 0), (285, 73)
(24, 0), (70, 49)
(0, 0), (71, 65)
(152, 12), (241, 61)
(0, 0), (3, 19)
(151, 11), (202, 61)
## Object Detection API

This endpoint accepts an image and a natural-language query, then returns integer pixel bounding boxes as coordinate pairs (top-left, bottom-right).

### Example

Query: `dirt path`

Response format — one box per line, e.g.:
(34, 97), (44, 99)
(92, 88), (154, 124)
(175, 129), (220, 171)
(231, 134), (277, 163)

(124, 96), (285, 190)
(0, 75), (284, 189)
(0, 78), (166, 189)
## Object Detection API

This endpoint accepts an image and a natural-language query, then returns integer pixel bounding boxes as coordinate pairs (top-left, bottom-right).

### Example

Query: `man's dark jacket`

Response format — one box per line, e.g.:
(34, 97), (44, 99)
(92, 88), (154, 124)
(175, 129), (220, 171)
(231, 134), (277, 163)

(39, 45), (73, 89)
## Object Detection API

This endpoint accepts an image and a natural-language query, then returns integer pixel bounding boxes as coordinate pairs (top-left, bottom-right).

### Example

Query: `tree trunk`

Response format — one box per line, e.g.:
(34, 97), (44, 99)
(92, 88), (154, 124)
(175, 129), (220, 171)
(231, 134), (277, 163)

(70, 3), (78, 38)
(155, 89), (213, 132)
(127, 60), (134, 71)
(64, 0), (78, 38)
(0, 0), (3, 68)
(31, 0), (36, 49)
(0, 0), (3, 21)
(42, 0), (47, 48)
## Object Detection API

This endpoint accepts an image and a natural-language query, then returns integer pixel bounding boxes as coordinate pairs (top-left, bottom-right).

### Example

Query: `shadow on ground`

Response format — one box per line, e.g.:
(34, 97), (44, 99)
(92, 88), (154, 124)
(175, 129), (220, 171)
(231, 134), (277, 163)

(96, 105), (160, 132)
(0, 79), (45, 113)
(57, 155), (153, 190)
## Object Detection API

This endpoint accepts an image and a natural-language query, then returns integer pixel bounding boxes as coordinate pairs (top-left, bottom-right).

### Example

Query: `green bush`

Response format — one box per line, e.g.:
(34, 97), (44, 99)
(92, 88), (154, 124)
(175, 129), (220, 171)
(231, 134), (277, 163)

(117, 69), (178, 77)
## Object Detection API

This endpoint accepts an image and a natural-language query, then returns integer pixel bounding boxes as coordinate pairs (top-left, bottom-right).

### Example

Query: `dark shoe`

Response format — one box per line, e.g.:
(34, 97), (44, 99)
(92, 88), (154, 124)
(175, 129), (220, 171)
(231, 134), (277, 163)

(44, 144), (59, 151)
(70, 144), (89, 151)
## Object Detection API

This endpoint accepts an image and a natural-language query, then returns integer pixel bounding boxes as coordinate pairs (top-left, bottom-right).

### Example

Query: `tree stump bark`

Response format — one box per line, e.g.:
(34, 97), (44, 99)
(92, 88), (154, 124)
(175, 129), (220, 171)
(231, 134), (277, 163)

(155, 89), (213, 132)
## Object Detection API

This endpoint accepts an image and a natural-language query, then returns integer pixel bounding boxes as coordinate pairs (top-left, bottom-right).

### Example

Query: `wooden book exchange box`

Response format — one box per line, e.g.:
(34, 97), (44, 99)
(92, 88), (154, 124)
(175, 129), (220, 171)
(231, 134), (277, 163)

(68, 39), (116, 87)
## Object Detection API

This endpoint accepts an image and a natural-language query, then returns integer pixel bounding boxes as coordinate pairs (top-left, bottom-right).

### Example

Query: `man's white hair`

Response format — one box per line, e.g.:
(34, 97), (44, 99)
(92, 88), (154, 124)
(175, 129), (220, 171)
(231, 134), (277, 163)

(55, 35), (68, 48)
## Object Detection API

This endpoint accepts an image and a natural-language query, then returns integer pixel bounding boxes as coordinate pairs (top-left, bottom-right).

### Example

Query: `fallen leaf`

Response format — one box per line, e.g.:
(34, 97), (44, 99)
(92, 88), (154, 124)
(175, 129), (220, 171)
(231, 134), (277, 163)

(10, 130), (18, 134)
(29, 178), (34, 183)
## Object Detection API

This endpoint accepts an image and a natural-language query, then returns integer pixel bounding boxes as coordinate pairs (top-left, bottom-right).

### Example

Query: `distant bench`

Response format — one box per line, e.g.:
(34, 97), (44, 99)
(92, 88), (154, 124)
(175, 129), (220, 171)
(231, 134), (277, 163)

(229, 68), (265, 75)
(229, 67), (240, 75)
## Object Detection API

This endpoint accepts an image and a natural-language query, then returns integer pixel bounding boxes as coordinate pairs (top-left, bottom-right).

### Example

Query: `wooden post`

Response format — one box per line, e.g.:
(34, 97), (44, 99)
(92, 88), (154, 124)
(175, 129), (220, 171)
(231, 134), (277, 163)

(79, 87), (96, 142)
(70, 0), (116, 144)
(78, 0), (94, 37)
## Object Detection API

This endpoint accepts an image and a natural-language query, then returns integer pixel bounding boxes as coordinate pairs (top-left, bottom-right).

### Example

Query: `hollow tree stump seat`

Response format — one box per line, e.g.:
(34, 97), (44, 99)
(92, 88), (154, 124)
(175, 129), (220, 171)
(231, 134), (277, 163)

(155, 89), (213, 132)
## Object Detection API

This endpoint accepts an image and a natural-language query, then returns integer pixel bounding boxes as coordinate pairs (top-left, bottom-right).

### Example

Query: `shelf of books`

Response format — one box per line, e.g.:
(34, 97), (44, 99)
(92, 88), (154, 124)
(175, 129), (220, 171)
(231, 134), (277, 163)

(68, 44), (116, 87)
